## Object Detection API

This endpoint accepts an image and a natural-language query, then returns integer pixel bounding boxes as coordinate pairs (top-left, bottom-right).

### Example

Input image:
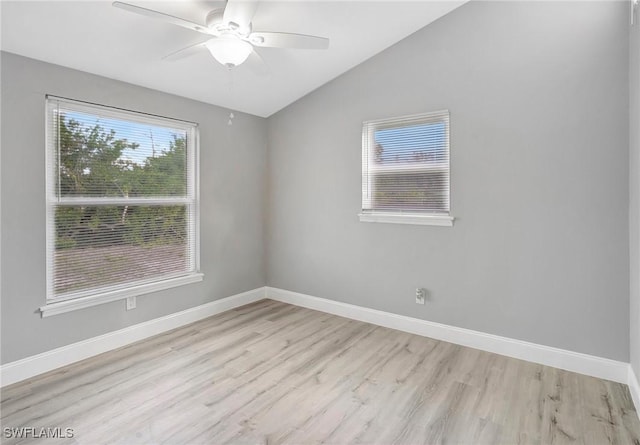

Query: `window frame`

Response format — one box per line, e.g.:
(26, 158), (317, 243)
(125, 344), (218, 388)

(41, 96), (202, 317)
(359, 110), (454, 227)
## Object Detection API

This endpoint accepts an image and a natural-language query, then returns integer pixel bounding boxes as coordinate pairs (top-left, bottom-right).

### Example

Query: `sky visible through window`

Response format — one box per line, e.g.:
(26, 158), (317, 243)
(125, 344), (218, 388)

(374, 121), (446, 163)
(63, 110), (186, 166)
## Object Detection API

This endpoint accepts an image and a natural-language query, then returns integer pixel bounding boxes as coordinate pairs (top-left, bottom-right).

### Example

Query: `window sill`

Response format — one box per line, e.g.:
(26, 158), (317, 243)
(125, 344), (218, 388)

(358, 212), (455, 227)
(39, 273), (204, 317)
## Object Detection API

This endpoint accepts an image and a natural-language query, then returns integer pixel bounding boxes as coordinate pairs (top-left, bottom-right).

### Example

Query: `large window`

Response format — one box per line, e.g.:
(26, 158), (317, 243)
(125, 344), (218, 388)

(44, 97), (201, 315)
(360, 110), (453, 226)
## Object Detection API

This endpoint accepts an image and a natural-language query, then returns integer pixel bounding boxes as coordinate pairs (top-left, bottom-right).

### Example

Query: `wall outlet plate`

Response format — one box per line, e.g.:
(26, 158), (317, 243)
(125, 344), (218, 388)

(415, 288), (426, 305)
(126, 296), (137, 311)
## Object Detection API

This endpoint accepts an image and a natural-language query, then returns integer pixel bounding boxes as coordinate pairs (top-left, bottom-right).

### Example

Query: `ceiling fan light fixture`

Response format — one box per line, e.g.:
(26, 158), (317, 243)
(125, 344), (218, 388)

(206, 35), (252, 68)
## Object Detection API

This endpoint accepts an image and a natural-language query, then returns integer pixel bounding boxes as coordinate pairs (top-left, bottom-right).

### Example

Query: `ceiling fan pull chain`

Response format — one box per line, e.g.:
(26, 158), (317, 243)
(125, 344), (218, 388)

(226, 66), (235, 94)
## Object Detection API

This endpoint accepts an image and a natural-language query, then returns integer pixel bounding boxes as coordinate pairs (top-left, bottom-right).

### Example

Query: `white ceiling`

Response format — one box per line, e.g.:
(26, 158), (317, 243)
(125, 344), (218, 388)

(1, 1), (464, 117)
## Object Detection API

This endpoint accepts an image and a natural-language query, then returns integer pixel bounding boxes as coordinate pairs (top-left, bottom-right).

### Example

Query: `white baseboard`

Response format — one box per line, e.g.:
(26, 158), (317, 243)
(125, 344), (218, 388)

(266, 287), (630, 385)
(629, 365), (640, 420)
(0, 287), (266, 387)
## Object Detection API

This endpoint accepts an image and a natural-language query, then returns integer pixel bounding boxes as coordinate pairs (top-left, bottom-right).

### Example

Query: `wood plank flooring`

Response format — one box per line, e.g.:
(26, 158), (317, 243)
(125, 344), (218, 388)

(2, 299), (639, 444)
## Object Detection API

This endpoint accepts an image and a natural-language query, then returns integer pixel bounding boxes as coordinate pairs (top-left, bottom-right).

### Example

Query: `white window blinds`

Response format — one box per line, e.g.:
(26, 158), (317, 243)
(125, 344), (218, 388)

(362, 110), (450, 217)
(45, 97), (199, 302)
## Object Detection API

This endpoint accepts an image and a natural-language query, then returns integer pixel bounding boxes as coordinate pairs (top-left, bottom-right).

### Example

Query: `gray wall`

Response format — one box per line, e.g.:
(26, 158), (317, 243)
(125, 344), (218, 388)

(266, 1), (630, 361)
(630, 11), (640, 380)
(0, 52), (268, 364)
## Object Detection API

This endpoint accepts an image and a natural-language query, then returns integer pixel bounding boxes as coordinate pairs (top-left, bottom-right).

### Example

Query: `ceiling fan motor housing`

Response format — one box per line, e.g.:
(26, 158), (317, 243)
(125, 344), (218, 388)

(206, 8), (251, 36)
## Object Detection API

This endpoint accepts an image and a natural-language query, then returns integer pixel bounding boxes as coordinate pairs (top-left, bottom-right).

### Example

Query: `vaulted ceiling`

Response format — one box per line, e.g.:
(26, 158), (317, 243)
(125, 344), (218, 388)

(1, 1), (465, 117)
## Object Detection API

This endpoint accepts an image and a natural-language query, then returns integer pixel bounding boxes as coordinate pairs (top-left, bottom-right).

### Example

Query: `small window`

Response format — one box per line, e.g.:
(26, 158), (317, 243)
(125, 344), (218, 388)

(360, 110), (453, 226)
(44, 97), (201, 311)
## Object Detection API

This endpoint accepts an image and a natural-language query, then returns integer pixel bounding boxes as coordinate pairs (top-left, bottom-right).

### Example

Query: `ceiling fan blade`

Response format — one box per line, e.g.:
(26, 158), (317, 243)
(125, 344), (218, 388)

(248, 32), (329, 50)
(222, 0), (258, 31)
(162, 40), (209, 62)
(113, 2), (214, 35)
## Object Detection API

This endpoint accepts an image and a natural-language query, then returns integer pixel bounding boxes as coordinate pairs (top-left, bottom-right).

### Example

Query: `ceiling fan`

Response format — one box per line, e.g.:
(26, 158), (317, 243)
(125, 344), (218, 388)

(113, 1), (330, 69)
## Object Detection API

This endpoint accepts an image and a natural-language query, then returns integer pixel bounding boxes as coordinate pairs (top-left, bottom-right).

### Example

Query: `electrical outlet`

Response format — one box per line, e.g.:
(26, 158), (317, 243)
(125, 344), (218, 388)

(126, 296), (137, 311)
(415, 288), (426, 305)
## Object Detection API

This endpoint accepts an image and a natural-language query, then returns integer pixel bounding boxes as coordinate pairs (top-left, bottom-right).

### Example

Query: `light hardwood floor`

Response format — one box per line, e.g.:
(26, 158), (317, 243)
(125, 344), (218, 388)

(2, 299), (639, 445)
